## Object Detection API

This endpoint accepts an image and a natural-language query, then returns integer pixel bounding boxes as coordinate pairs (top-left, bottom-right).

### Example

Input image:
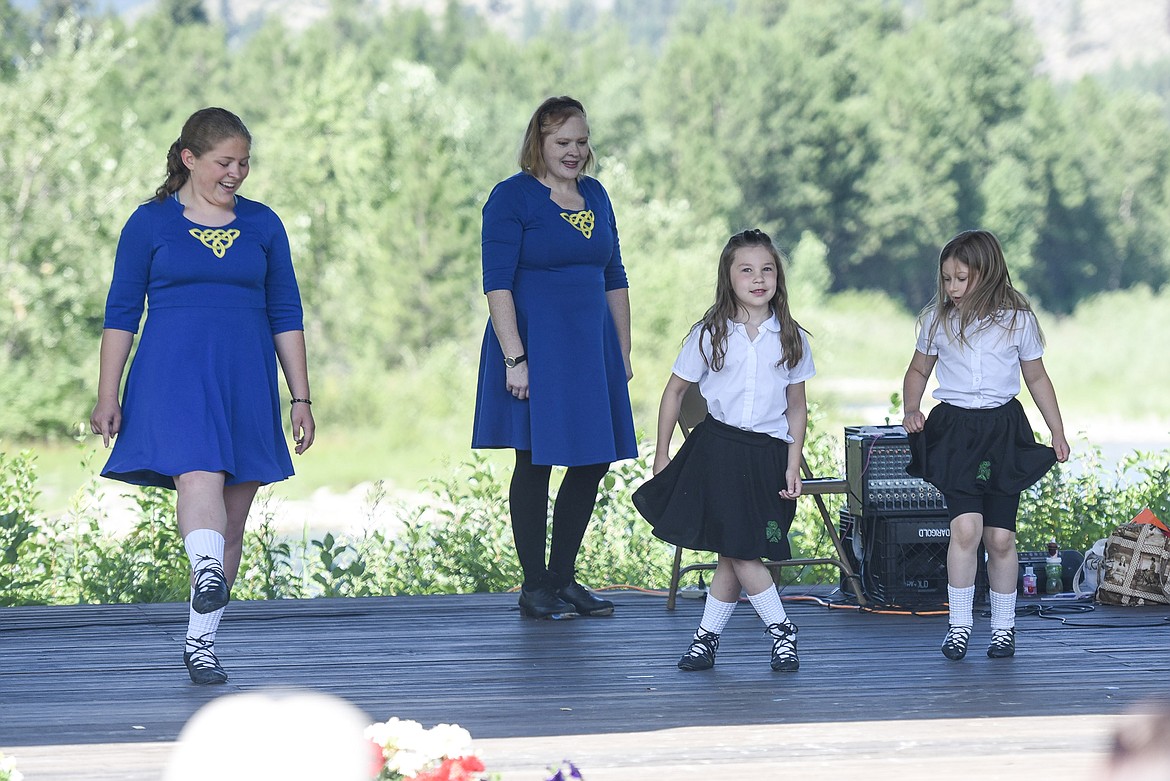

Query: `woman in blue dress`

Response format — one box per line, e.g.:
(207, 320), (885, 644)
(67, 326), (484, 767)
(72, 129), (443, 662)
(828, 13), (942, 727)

(472, 96), (637, 619)
(90, 107), (314, 685)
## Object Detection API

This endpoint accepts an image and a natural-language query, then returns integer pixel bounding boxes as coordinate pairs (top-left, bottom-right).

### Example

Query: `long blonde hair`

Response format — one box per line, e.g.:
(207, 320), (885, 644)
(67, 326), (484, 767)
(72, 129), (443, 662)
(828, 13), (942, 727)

(920, 229), (1043, 348)
(693, 229), (806, 371)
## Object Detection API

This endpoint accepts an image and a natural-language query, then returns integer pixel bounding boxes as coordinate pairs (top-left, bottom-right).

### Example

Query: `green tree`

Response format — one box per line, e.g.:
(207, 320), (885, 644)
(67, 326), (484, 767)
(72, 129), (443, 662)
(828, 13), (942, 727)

(93, 3), (233, 141)
(833, 0), (1042, 304)
(159, 0), (208, 26)
(0, 17), (149, 438)
(0, 1), (34, 79)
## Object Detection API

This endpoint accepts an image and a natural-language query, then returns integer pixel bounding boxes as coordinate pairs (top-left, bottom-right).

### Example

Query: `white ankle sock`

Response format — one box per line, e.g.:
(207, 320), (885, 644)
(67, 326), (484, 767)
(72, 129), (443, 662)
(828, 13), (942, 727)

(989, 589), (1017, 630)
(184, 528), (225, 573)
(747, 585), (789, 626)
(698, 594), (737, 635)
(948, 584), (976, 626)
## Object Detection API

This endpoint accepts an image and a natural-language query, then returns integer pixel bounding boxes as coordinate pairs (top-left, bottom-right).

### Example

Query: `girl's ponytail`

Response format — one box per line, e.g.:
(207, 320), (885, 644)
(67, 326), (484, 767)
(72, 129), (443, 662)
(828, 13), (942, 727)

(153, 138), (188, 202)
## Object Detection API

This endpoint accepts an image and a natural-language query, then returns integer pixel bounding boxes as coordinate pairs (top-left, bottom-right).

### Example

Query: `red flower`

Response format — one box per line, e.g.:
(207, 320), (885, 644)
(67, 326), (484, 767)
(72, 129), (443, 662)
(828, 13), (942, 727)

(367, 740), (387, 777)
(411, 756), (486, 781)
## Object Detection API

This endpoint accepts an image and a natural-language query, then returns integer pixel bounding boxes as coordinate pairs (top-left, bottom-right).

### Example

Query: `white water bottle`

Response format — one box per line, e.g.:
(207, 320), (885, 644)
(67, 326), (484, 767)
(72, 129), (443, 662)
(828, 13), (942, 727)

(1022, 565), (1037, 596)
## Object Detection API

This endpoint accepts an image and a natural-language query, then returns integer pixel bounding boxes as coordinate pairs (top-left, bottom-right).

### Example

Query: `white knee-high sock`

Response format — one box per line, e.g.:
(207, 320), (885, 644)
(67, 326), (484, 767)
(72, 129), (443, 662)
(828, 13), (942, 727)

(184, 528), (225, 573)
(183, 529), (227, 651)
(948, 585), (976, 626)
(186, 591), (225, 650)
(989, 589), (1017, 630)
(747, 585), (790, 626)
(698, 594), (737, 635)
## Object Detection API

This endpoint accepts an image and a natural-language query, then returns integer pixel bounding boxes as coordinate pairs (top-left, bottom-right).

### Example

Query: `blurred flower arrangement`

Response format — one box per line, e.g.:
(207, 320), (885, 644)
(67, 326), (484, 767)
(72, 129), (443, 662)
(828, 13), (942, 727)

(365, 718), (488, 781)
(545, 760), (584, 780)
(0, 752), (24, 781)
(364, 717), (586, 781)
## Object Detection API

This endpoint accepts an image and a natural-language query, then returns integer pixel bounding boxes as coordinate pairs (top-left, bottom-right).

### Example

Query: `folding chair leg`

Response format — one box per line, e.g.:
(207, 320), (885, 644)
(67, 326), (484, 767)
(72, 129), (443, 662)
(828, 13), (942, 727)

(812, 492), (866, 606)
(667, 545), (684, 611)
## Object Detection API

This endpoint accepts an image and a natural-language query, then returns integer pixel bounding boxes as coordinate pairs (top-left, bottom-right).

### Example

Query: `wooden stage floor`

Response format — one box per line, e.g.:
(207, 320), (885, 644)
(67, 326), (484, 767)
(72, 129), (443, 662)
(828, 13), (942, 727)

(3, 589), (1170, 780)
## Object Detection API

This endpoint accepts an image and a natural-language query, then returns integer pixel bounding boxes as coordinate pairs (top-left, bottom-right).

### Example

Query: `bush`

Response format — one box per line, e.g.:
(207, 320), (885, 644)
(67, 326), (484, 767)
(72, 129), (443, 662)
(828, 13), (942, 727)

(1020, 446), (1170, 553)
(1, 436), (1167, 606)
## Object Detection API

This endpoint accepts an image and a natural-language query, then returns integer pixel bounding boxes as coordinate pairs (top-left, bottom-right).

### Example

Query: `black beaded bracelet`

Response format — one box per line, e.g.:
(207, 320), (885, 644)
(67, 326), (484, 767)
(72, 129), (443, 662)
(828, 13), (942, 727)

(290, 398), (312, 405)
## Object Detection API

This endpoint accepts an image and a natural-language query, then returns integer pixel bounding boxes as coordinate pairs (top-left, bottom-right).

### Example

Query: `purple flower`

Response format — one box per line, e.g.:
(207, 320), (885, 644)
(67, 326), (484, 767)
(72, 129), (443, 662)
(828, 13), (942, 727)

(546, 760), (583, 781)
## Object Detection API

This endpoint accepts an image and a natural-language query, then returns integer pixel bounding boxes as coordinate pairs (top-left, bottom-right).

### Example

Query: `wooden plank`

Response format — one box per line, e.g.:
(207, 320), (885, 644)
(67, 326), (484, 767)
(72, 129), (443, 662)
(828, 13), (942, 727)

(3, 591), (1169, 780)
(0, 714), (1137, 781)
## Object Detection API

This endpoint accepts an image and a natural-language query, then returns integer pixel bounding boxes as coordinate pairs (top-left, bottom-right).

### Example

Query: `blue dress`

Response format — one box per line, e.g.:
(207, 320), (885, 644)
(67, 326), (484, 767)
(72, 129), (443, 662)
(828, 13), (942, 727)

(472, 173), (637, 467)
(101, 195), (304, 489)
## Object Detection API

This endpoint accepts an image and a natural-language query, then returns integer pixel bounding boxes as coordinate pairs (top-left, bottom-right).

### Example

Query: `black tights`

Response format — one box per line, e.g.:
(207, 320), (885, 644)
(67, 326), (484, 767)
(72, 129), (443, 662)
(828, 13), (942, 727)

(509, 450), (610, 590)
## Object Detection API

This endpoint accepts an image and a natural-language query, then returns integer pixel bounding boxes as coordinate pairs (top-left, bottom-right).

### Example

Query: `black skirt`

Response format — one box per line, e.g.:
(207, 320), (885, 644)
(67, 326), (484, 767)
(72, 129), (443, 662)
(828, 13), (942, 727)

(906, 398), (1056, 497)
(632, 415), (795, 560)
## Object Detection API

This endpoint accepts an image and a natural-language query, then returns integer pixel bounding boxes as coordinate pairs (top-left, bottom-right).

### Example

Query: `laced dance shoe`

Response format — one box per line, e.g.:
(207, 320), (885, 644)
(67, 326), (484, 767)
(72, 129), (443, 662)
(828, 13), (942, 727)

(191, 555), (230, 614)
(987, 627), (1016, 658)
(677, 629), (720, 671)
(183, 635), (228, 685)
(766, 621), (800, 671)
(941, 624), (972, 660)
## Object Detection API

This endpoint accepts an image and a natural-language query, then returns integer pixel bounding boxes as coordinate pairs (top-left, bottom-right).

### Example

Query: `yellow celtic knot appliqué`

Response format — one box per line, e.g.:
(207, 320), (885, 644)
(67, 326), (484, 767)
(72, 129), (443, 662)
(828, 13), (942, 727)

(189, 228), (241, 259)
(561, 209), (594, 239)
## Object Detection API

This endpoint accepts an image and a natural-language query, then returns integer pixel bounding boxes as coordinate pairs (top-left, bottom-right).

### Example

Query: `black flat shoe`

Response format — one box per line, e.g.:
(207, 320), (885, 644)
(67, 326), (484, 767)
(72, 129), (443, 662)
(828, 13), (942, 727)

(518, 586), (577, 619)
(941, 625), (971, 661)
(556, 581), (614, 617)
(766, 621), (800, 672)
(191, 555), (230, 614)
(184, 636), (228, 685)
(677, 629), (719, 671)
(987, 627), (1016, 658)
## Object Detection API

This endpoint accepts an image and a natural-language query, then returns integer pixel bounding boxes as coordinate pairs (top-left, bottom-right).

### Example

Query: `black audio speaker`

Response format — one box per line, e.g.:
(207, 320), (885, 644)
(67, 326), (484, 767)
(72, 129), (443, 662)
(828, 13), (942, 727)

(840, 509), (986, 609)
(844, 425), (947, 516)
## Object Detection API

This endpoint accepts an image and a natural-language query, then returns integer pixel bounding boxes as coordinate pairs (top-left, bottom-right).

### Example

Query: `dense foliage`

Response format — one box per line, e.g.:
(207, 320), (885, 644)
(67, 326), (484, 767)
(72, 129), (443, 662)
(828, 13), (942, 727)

(3, 428), (1168, 605)
(0, 0), (1168, 438)
(1, 0), (1168, 603)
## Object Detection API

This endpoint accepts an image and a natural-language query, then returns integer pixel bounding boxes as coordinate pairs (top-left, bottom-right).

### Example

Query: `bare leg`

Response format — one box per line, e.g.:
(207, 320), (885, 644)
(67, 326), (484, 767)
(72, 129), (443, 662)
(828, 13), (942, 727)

(982, 526), (1018, 594)
(946, 512), (984, 588)
(175, 471), (234, 684)
(941, 512), (983, 660)
(223, 482), (260, 586)
(707, 556), (743, 603)
(175, 470), (229, 537)
(680, 556), (743, 671)
(726, 557), (775, 596)
(984, 525), (1020, 651)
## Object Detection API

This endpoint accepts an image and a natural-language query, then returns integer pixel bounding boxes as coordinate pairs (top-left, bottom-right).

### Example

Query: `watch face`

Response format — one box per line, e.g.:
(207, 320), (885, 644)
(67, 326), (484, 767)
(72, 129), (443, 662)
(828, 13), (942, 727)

(505, 357), (516, 368)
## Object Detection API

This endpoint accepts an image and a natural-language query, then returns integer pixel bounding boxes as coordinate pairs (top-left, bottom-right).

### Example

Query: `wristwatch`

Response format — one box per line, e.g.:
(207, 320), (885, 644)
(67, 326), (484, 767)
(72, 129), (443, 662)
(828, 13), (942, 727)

(504, 353), (528, 369)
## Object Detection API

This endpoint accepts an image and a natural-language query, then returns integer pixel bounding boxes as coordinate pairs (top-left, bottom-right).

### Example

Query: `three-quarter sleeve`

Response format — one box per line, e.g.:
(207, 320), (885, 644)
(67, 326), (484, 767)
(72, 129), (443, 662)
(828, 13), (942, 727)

(262, 209), (304, 334)
(598, 184), (628, 291)
(103, 207), (153, 333)
(481, 180), (525, 293)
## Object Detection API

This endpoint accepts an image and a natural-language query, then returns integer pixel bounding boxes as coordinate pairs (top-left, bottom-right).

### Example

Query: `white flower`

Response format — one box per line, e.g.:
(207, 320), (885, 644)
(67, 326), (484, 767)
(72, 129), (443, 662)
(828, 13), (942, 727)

(420, 723), (474, 759)
(365, 717), (483, 780)
(0, 753), (24, 781)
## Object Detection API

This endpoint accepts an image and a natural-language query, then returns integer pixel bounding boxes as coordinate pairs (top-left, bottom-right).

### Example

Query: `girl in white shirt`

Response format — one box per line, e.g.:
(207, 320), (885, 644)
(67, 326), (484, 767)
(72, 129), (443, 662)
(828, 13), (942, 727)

(633, 229), (814, 673)
(901, 229), (1070, 662)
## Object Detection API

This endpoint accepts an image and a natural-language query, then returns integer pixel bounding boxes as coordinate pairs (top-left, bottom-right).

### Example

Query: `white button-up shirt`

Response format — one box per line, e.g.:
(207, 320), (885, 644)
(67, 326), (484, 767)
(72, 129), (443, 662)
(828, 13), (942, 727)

(917, 309), (1044, 409)
(672, 315), (815, 442)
